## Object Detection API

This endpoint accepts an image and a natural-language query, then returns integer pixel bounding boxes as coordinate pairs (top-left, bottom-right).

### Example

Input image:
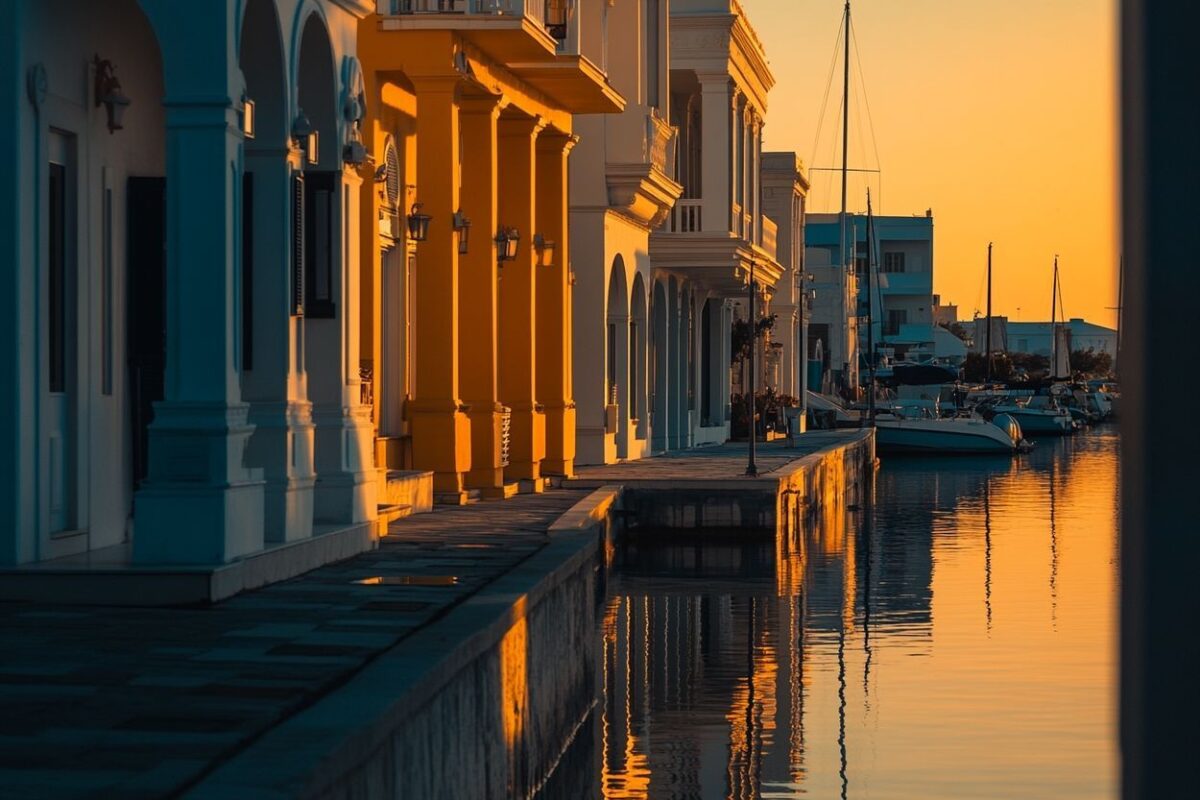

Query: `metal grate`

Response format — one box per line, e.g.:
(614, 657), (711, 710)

(500, 406), (512, 468)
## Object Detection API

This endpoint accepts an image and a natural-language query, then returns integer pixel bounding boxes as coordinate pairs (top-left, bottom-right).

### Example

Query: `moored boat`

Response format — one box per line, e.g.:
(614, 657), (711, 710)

(874, 408), (1026, 454)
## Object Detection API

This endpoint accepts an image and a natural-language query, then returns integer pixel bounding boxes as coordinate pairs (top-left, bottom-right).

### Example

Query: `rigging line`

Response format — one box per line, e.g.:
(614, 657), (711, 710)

(848, 23), (870, 212)
(809, 13), (847, 173)
(849, 16), (883, 177)
(822, 95), (844, 211)
(973, 258), (987, 318)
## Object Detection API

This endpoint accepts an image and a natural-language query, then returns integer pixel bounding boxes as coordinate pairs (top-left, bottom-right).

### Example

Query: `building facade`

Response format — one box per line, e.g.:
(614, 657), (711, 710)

(570, 0), (680, 466)
(761, 152), (811, 412)
(358, 1), (623, 496)
(1003, 319), (1118, 359)
(648, 0), (782, 449)
(1, 0), (387, 569)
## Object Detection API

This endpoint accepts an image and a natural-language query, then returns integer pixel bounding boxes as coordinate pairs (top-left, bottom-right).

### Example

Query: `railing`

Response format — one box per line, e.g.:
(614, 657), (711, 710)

(391, 0), (561, 37)
(669, 198), (703, 233)
(359, 364), (374, 407)
(500, 406), (513, 468)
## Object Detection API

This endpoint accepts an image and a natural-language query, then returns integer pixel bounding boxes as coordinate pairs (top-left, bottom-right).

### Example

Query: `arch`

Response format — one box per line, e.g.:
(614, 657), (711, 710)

(296, 11), (338, 168)
(239, 0), (288, 148)
(607, 257), (630, 457)
(630, 272), (648, 441)
(650, 279), (668, 452)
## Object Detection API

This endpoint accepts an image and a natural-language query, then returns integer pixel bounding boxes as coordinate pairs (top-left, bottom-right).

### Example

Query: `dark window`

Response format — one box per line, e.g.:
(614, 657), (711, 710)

(883, 252), (906, 273)
(886, 309), (908, 336)
(701, 300), (712, 424)
(48, 162), (66, 393)
(629, 320), (639, 419)
(606, 321), (617, 403)
(687, 297), (695, 410)
(305, 172), (337, 318)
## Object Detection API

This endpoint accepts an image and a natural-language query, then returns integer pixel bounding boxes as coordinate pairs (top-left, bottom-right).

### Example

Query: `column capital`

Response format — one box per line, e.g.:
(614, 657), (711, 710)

(696, 71), (732, 90)
(498, 113), (550, 138)
(408, 74), (462, 96)
(459, 92), (504, 117)
(536, 129), (579, 155)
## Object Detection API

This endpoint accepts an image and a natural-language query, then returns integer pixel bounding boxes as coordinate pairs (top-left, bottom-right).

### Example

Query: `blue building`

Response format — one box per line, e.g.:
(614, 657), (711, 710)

(806, 210), (935, 366)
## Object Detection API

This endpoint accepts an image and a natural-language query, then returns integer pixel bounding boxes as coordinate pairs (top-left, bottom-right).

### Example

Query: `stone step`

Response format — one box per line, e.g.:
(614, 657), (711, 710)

(376, 503), (414, 526)
(381, 470), (434, 512)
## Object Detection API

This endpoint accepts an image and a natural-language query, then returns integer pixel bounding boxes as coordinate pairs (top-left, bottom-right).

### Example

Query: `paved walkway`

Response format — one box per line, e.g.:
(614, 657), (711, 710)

(570, 430), (864, 485)
(0, 490), (587, 800)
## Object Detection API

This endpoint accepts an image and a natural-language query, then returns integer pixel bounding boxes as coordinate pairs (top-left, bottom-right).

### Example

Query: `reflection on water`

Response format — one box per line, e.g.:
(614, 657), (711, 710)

(566, 428), (1119, 799)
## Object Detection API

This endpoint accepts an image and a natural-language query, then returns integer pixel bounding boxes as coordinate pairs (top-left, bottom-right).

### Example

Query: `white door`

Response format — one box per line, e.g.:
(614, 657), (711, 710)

(47, 131), (77, 533)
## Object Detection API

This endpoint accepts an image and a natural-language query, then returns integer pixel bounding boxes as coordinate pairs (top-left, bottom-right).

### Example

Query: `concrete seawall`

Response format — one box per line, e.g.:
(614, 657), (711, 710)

(187, 433), (872, 798)
(187, 488), (622, 800)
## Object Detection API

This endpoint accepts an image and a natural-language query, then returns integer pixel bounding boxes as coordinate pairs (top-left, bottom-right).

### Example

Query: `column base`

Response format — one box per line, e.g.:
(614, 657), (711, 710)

(503, 402), (545, 482)
(541, 402), (576, 477)
(465, 404), (504, 491)
(132, 402), (265, 565)
(575, 425), (614, 467)
(410, 401), (472, 496)
(312, 405), (378, 525)
(246, 401), (316, 543)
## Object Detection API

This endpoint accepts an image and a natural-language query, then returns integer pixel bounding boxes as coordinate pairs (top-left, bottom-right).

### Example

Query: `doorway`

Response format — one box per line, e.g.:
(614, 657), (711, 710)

(47, 131), (77, 533)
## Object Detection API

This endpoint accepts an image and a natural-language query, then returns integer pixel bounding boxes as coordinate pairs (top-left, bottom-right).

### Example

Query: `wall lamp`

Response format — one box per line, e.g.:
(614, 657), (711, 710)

(93, 55), (131, 134)
(407, 203), (432, 242)
(533, 233), (556, 267)
(495, 227), (520, 262)
(240, 95), (255, 140)
(292, 112), (318, 165)
(453, 210), (472, 255)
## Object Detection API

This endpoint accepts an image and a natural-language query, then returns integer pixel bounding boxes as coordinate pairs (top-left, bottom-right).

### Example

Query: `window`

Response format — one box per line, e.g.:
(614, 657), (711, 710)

(48, 162), (66, 393)
(886, 309), (908, 336)
(304, 172), (337, 318)
(700, 301), (711, 424)
(629, 320), (639, 419)
(242, 172), (254, 369)
(883, 252), (906, 273)
(606, 321), (617, 403)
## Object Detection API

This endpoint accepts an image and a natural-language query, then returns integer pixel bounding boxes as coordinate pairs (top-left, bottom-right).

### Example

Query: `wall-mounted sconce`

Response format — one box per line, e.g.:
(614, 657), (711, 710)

(343, 130), (367, 166)
(292, 112), (318, 165)
(93, 55), (131, 134)
(240, 95), (255, 140)
(453, 210), (472, 255)
(407, 203), (432, 242)
(495, 227), (520, 262)
(533, 234), (556, 267)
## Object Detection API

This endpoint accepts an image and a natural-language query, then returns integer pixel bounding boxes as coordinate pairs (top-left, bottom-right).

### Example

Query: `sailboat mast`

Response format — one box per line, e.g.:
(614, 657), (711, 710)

(1051, 255), (1059, 379)
(986, 242), (993, 381)
(866, 189), (876, 426)
(838, 1), (850, 392)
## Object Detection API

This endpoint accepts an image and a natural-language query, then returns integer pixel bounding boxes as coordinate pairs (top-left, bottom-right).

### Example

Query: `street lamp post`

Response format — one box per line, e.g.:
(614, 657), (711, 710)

(746, 258), (758, 477)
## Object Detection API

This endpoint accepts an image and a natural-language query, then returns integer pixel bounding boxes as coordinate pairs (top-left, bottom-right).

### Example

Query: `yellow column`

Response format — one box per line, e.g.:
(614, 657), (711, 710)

(359, 70), (383, 435)
(459, 95), (505, 496)
(409, 78), (472, 501)
(536, 130), (577, 477)
(498, 115), (546, 484)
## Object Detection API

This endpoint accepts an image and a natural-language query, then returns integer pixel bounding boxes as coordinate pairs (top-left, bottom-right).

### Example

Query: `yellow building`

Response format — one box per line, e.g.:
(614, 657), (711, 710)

(358, 1), (623, 503)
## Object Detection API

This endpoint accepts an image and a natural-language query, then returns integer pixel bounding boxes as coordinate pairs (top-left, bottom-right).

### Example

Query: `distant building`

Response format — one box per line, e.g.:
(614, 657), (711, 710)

(932, 294), (958, 327)
(1006, 319), (1118, 358)
(807, 210), (935, 374)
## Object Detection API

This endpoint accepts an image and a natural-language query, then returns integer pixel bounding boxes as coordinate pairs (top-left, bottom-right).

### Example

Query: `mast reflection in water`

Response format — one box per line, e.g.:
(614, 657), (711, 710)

(550, 429), (1118, 799)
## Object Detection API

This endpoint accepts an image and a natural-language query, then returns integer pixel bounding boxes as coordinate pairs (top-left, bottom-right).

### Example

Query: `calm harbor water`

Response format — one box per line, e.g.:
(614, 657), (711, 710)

(554, 427), (1119, 799)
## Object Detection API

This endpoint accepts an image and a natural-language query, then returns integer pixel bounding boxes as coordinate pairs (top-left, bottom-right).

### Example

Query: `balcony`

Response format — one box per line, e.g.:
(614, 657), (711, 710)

(386, 1), (566, 47)
(668, 199), (703, 233)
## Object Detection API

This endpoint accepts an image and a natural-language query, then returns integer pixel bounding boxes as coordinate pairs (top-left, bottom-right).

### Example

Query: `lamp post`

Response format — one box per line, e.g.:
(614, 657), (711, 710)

(746, 257), (758, 477)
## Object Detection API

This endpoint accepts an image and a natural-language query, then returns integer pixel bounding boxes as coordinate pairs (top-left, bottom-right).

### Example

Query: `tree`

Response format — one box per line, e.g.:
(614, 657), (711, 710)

(961, 351), (1013, 382)
(1070, 348), (1113, 377)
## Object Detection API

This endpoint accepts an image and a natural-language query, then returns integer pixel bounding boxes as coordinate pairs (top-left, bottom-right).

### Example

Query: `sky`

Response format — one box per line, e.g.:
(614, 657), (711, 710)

(746, 0), (1119, 328)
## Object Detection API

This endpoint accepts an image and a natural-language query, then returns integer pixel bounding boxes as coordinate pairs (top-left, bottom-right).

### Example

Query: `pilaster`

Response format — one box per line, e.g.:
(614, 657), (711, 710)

(698, 74), (732, 234)
(536, 129), (577, 477)
(497, 115), (548, 483)
(408, 78), (472, 500)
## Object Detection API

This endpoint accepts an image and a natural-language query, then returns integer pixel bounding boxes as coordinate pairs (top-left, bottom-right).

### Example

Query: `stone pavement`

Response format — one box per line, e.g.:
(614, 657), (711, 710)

(0, 490), (587, 800)
(569, 430), (864, 485)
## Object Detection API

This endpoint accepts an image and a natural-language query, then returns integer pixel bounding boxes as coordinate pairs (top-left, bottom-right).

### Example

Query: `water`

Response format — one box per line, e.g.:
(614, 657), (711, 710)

(564, 427), (1119, 799)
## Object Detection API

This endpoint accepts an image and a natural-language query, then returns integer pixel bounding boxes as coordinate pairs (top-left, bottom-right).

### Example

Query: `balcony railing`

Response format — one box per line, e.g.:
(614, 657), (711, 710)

(669, 198), (703, 233)
(390, 0), (568, 40)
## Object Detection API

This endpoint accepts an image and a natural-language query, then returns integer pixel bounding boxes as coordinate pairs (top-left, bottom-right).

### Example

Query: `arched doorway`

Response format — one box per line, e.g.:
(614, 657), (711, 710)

(630, 273), (648, 446)
(239, 0), (314, 542)
(607, 257), (630, 458)
(651, 279), (668, 452)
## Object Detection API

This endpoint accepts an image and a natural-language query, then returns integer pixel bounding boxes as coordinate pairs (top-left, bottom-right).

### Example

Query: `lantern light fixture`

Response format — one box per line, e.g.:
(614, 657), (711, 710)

(407, 203), (432, 242)
(453, 210), (472, 255)
(240, 95), (256, 140)
(533, 233), (556, 267)
(495, 227), (520, 262)
(305, 130), (319, 165)
(93, 55), (131, 134)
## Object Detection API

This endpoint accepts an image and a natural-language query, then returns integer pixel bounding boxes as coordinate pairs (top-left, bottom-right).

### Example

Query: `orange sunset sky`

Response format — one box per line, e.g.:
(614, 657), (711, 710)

(748, 0), (1119, 328)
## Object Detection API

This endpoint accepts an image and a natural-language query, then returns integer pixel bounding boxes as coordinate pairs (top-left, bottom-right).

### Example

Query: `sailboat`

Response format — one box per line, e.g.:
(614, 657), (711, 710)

(864, 198), (1027, 455)
(991, 256), (1075, 435)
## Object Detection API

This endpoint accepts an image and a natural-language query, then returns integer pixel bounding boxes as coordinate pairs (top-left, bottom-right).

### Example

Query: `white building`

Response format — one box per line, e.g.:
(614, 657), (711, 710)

(571, 0), (680, 465)
(647, 0), (783, 449)
(1, 0), (381, 589)
(761, 152), (811, 409)
(1005, 319), (1118, 359)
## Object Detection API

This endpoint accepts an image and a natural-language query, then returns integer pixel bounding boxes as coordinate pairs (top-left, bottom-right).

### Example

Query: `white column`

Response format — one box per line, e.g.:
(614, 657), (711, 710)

(133, 96), (265, 564)
(698, 73), (733, 233)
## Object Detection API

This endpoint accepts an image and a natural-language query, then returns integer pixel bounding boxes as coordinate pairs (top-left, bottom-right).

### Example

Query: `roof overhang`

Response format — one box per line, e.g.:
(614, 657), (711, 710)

(649, 232), (784, 295)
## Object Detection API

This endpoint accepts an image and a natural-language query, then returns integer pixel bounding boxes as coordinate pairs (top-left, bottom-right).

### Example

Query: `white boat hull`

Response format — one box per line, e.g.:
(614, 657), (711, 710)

(875, 417), (1019, 454)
